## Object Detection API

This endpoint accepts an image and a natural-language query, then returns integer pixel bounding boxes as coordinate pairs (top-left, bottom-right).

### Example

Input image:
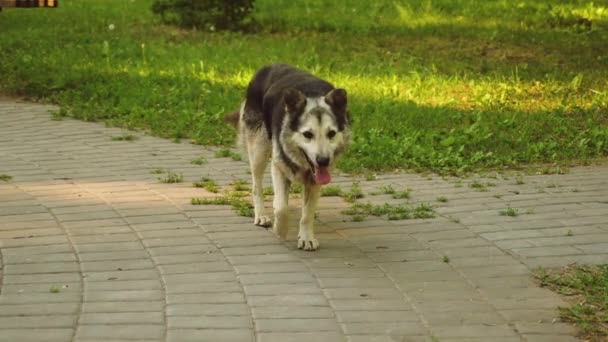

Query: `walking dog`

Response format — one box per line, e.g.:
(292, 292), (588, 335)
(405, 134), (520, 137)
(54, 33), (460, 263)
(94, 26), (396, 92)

(225, 64), (351, 250)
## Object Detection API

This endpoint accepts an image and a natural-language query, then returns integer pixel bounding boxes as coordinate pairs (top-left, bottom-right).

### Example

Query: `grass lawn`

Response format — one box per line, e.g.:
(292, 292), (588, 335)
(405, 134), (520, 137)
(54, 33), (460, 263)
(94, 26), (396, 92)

(536, 264), (607, 341)
(1, 0), (608, 174)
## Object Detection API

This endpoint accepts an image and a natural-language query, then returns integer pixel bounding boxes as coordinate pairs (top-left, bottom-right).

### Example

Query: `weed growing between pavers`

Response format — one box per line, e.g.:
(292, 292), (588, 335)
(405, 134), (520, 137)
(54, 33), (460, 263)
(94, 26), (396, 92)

(499, 207), (519, 217)
(192, 192), (254, 217)
(392, 190), (411, 199)
(193, 177), (219, 193)
(149, 168), (165, 174)
(343, 182), (364, 203)
(0, 174), (12, 182)
(535, 264), (608, 341)
(321, 185), (343, 197)
(215, 148), (242, 161)
(343, 202), (435, 221)
(232, 179), (250, 192)
(158, 171), (183, 183)
(191, 156), (208, 165)
(436, 196), (448, 202)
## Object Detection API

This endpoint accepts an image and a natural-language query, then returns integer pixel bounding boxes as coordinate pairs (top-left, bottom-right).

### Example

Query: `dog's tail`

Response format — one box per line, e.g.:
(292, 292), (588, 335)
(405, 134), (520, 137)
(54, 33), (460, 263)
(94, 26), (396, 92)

(224, 110), (240, 128)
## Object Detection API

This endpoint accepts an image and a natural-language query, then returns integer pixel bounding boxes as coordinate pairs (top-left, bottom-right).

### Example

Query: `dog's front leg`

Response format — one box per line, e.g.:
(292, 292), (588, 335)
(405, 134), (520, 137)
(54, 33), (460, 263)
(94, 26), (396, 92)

(271, 163), (290, 239)
(298, 183), (321, 251)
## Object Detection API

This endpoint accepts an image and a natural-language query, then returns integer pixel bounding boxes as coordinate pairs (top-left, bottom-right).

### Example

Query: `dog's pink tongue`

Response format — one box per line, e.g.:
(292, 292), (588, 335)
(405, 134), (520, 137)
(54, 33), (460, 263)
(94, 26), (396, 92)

(315, 167), (331, 185)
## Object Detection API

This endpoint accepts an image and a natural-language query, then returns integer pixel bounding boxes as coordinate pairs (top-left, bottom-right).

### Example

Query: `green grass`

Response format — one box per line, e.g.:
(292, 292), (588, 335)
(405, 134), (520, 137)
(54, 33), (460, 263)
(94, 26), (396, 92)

(191, 192), (254, 217)
(1, 0), (608, 174)
(535, 264), (608, 340)
(215, 148), (242, 161)
(499, 207), (519, 216)
(343, 201), (435, 221)
(232, 179), (250, 192)
(0, 174), (13, 182)
(343, 182), (364, 202)
(193, 177), (219, 193)
(321, 185), (343, 197)
(190, 156), (208, 165)
(436, 196), (448, 202)
(392, 190), (411, 199)
(158, 171), (183, 183)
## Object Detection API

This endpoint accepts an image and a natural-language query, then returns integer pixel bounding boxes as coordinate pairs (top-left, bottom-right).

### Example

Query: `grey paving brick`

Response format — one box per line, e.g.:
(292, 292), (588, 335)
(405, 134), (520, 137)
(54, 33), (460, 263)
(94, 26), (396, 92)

(0, 303), (79, 316)
(167, 303), (250, 316)
(167, 292), (245, 304)
(79, 312), (163, 325)
(75, 324), (164, 340)
(167, 329), (253, 342)
(252, 306), (335, 319)
(165, 281), (242, 294)
(248, 294), (328, 307)
(0, 315), (76, 328)
(256, 332), (344, 342)
(82, 301), (164, 313)
(0, 328), (74, 342)
(255, 318), (340, 332)
(167, 315), (252, 329)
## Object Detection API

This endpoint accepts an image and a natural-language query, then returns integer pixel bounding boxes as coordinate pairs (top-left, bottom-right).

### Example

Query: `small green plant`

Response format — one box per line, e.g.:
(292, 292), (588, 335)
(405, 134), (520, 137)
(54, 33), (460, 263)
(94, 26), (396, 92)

(321, 185), (343, 197)
(149, 169), (165, 174)
(290, 183), (302, 194)
(193, 177), (219, 193)
(413, 203), (435, 219)
(499, 207), (519, 217)
(343, 201), (435, 221)
(344, 182), (364, 203)
(158, 171), (183, 183)
(469, 180), (487, 191)
(364, 172), (377, 181)
(232, 179), (250, 192)
(454, 181), (463, 188)
(436, 196), (448, 203)
(49, 285), (60, 293)
(546, 182), (558, 188)
(215, 148), (241, 161)
(392, 190), (410, 199)
(263, 187), (274, 196)
(111, 134), (137, 141)
(493, 194), (503, 199)
(535, 265), (607, 340)
(191, 156), (208, 165)
(515, 175), (525, 185)
(380, 185), (395, 194)
(191, 192), (254, 217)
(0, 174), (12, 182)
(442, 256), (450, 263)
(566, 229), (574, 236)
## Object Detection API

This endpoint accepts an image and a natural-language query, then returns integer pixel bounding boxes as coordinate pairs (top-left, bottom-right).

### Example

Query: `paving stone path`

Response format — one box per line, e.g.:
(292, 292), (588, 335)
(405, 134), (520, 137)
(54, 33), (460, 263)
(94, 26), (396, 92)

(0, 98), (607, 342)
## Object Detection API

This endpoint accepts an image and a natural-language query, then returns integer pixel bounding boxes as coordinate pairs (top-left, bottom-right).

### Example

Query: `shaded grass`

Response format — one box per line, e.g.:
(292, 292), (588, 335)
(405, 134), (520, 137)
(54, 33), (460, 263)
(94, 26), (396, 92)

(1, 0), (608, 173)
(535, 264), (608, 341)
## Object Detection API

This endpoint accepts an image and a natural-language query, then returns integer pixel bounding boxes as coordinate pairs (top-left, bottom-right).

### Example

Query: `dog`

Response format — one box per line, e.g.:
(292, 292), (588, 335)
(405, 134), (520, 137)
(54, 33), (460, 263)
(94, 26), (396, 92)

(225, 64), (351, 251)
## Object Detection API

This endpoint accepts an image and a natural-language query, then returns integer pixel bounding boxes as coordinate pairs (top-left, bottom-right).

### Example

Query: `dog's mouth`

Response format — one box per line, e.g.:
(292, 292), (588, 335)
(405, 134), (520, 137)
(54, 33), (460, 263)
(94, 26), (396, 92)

(300, 149), (332, 185)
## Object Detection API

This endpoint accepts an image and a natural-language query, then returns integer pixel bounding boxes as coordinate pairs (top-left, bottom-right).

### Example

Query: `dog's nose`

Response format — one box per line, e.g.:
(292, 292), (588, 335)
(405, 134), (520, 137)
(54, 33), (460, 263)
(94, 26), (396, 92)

(316, 156), (330, 167)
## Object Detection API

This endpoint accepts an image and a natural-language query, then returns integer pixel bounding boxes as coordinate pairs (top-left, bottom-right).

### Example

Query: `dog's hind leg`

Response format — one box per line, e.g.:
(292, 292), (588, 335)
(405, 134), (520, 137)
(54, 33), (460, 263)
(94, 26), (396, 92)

(298, 184), (321, 251)
(271, 163), (290, 239)
(247, 132), (271, 227)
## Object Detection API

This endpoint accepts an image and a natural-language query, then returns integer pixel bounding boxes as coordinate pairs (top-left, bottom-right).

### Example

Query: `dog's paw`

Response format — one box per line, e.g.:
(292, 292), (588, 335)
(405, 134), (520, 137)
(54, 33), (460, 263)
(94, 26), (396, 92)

(254, 216), (272, 228)
(297, 238), (319, 251)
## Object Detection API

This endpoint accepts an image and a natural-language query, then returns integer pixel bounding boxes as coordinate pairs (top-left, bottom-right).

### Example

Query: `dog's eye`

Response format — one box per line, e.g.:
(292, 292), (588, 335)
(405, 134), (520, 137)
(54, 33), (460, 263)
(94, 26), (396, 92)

(303, 131), (314, 139)
(327, 130), (336, 139)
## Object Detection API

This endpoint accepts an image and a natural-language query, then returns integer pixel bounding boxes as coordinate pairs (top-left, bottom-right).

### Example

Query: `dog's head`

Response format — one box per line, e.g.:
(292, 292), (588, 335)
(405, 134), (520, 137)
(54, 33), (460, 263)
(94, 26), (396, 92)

(281, 88), (352, 185)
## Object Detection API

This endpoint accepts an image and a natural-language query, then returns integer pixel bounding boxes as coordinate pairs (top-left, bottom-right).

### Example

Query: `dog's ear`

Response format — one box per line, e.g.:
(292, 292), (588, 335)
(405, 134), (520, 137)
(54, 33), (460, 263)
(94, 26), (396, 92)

(284, 88), (306, 114)
(324, 88), (347, 112)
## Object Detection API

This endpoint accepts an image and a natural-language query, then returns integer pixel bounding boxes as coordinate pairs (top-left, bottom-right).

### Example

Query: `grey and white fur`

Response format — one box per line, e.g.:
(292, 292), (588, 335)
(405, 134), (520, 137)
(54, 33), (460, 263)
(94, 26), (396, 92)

(225, 64), (351, 251)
